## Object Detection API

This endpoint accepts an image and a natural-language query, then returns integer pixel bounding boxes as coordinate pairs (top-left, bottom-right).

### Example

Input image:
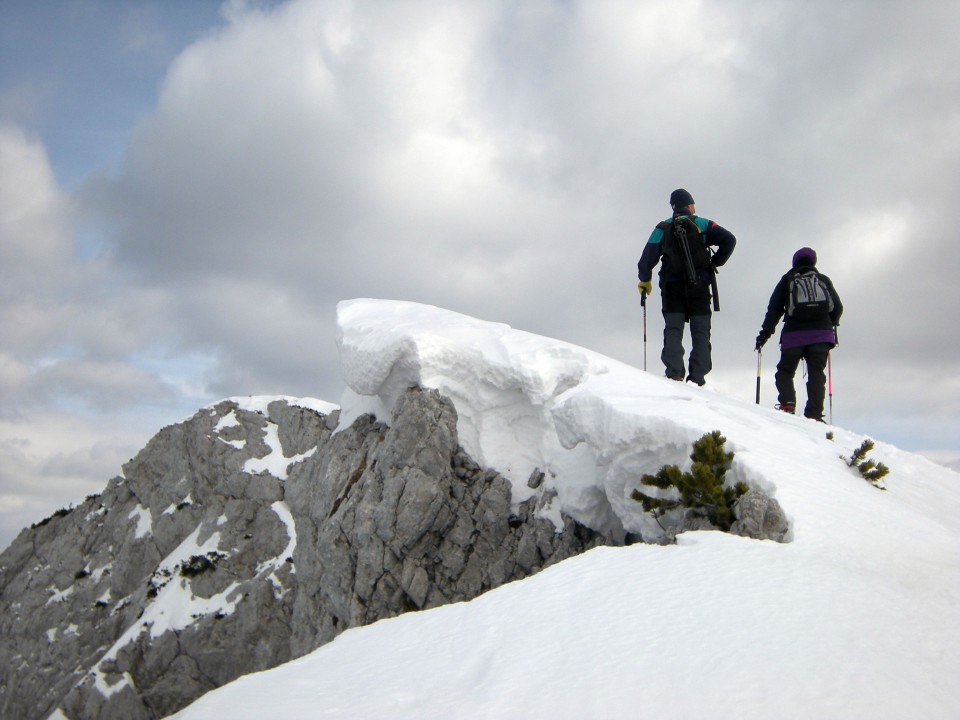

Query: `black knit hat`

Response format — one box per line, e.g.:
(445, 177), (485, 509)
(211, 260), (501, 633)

(670, 188), (695, 208)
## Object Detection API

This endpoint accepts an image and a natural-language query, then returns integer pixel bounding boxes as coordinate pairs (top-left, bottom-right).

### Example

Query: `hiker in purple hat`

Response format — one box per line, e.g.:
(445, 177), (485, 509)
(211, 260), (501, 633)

(755, 247), (844, 420)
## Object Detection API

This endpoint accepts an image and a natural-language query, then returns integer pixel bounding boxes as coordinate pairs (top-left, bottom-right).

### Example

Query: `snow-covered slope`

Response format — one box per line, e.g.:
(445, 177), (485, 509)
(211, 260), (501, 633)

(175, 299), (960, 719)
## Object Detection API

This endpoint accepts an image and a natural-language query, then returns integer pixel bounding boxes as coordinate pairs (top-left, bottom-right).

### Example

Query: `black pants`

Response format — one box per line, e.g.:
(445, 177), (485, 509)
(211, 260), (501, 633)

(660, 280), (712, 384)
(776, 343), (830, 419)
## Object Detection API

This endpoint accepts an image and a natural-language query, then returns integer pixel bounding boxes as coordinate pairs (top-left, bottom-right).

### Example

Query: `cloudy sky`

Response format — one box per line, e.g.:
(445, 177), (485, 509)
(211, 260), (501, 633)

(1, 0), (958, 548)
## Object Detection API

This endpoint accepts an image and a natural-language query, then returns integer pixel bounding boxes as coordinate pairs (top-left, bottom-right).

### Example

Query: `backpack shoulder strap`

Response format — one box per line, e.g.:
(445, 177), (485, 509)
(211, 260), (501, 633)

(655, 220), (673, 245)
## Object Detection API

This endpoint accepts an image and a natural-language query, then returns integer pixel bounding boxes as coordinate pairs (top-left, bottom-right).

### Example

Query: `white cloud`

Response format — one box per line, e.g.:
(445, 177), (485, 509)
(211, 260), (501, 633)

(0, 124), (72, 275)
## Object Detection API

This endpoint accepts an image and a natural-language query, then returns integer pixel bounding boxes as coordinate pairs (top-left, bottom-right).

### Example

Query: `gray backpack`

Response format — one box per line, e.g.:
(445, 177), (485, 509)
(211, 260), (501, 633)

(787, 268), (834, 321)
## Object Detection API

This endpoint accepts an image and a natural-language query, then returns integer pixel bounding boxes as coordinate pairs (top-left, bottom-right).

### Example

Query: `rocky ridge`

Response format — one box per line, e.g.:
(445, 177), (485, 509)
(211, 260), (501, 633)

(0, 386), (786, 719)
(1, 388), (610, 719)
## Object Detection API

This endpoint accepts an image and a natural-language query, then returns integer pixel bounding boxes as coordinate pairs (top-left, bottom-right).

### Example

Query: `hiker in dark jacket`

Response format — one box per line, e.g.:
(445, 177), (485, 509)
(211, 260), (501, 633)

(637, 189), (736, 385)
(755, 247), (843, 420)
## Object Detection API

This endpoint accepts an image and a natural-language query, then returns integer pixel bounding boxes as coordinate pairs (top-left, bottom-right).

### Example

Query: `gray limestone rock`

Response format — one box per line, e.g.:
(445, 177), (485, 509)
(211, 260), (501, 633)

(731, 488), (790, 542)
(0, 388), (608, 720)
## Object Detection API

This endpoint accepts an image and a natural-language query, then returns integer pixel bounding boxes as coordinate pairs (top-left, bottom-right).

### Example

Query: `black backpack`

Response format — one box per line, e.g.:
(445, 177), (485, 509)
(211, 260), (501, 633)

(787, 268), (834, 321)
(658, 216), (712, 283)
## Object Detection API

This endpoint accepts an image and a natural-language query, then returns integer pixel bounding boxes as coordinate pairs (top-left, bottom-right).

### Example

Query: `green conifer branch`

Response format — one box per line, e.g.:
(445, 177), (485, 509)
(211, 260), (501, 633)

(843, 438), (891, 489)
(847, 439), (874, 467)
(632, 431), (747, 531)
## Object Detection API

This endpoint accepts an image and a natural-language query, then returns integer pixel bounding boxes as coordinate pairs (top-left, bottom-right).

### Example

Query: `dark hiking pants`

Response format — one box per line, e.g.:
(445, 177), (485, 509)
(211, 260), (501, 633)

(661, 280), (712, 384)
(776, 343), (830, 419)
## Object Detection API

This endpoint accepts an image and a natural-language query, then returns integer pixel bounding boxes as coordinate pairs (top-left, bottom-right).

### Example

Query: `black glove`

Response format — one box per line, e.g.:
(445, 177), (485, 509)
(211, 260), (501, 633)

(755, 334), (767, 352)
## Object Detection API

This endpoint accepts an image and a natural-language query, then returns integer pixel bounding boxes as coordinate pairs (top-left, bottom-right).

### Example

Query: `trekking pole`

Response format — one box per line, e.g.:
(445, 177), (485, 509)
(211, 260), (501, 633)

(755, 349), (762, 404)
(827, 325), (837, 423)
(641, 290), (648, 371)
(827, 351), (833, 424)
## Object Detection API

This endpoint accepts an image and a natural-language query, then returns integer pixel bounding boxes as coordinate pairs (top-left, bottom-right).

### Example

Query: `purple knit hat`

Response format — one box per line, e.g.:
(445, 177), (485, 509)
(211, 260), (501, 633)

(792, 247), (817, 267)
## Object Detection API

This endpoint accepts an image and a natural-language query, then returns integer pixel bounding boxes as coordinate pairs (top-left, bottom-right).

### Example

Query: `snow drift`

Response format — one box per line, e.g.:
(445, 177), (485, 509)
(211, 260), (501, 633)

(171, 298), (959, 719)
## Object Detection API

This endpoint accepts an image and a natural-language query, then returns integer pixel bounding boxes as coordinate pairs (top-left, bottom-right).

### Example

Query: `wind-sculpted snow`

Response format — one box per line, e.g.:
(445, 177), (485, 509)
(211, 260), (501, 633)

(337, 300), (610, 524)
(168, 300), (960, 720)
(337, 299), (787, 540)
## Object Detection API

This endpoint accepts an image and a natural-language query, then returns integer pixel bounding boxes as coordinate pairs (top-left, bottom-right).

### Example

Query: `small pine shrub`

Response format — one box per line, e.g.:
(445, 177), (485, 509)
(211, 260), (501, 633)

(31, 507), (72, 529)
(146, 568), (173, 598)
(180, 552), (227, 577)
(845, 439), (890, 489)
(632, 430), (749, 531)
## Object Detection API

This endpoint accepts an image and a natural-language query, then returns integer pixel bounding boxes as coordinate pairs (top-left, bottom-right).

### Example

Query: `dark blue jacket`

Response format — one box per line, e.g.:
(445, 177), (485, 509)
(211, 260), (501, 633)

(637, 213), (736, 284)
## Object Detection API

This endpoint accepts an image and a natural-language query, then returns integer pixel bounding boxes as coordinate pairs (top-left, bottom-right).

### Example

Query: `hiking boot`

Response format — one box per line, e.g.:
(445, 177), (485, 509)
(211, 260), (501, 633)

(686, 376), (705, 387)
(776, 403), (795, 414)
(805, 414), (825, 423)
(666, 374), (684, 382)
